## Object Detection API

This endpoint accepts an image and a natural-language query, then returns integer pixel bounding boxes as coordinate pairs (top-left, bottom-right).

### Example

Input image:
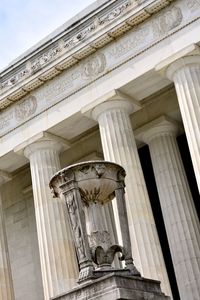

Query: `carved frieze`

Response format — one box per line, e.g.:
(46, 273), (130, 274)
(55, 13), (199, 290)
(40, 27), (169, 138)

(98, 0), (132, 24)
(0, 68), (29, 90)
(186, 0), (200, 12)
(81, 53), (106, 79)
(0, 94), (37, 135)
(109, 5), (183, 59)
(0, 0), (199, 137)
(152, 6), (183, 38)
(0, 111), (13, 131)
(15, 95), (37, 121)
(0, 0), (132, 92)
(31, 46), (62, 73)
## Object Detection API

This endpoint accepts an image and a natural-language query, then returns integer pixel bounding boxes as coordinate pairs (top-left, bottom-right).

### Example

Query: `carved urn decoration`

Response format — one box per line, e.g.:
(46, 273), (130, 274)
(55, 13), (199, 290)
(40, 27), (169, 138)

(50, 161), (140, 282)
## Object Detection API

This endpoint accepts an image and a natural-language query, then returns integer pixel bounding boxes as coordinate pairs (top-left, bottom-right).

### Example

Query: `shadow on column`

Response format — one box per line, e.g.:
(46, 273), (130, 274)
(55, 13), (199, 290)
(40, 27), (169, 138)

(138, 145), (180, 300)
(177, 134), (200, 220)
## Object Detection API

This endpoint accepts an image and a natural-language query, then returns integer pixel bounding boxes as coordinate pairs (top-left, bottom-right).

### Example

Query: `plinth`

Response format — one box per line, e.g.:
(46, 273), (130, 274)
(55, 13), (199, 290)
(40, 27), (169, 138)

(52, 272), (170, 300)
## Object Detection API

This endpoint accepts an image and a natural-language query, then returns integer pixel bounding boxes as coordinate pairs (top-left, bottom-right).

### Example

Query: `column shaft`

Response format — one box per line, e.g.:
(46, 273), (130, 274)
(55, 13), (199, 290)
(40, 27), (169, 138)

(0, 192), (14, 300)
(148, 132), (200, 300)
(93, 102), (171, 297)
(167, 57), (200, 192)
(25, 141), (78, 300)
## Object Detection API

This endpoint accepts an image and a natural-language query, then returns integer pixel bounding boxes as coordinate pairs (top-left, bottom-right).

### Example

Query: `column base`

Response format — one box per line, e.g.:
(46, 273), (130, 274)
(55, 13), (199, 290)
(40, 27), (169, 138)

(52, 272), (170, 300)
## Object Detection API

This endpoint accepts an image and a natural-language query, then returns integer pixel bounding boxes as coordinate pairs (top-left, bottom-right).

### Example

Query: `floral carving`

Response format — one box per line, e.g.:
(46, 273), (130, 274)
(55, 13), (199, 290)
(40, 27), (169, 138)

(64, 22), (97, 49)
(0, 0), (131, 92)
(0, 68), (29, 90)
(81, 52), (106, 79)
(31, 47), (62, 73)
(79, 187), (101, 205)
(98, 0), (131, 24)
(15, 95), (37, 121)
(152, 6), (183, 38)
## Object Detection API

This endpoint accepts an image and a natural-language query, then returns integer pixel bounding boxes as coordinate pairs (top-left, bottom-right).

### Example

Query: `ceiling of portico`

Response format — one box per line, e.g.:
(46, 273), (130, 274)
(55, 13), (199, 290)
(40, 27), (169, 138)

(46, 71), (180, 141)
(120, 70), (171, 101)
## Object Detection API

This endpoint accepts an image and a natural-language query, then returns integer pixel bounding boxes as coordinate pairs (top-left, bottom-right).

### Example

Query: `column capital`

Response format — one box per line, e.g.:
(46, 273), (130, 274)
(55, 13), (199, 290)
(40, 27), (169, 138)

(135, 116), (182, 144)
(155, 43), (200, 79)
(82, 89), (140, 120)
(14, 131), (71, 159)
(166, 56), (200, 81)
(0, 171), (12, 186)
(92, 100), (135, 121)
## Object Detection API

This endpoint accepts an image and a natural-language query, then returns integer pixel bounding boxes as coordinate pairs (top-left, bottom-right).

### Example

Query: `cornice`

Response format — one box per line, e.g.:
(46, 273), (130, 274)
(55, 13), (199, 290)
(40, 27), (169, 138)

(0, 0), (174, 111)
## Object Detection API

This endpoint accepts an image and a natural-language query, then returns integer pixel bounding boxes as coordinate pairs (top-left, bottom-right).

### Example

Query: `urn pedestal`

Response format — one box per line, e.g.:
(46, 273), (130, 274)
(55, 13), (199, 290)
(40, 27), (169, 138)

(50, 161), (170, 300)
(52, 272), (170, 300)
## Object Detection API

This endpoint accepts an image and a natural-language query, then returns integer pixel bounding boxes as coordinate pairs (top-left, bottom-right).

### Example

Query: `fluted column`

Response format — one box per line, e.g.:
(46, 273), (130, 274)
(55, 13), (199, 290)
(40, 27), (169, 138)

(24, 138), (78, 300)
(166, 56), (200, 192)
(0, 172), (14, 300)
(136, 116), (200, 300)
(92, 100), (172, 297)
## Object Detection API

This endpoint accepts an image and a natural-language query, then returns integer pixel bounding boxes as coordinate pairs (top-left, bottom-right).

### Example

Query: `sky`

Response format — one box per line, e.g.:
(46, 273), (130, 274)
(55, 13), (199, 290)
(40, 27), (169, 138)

(0, 0), (95, 70)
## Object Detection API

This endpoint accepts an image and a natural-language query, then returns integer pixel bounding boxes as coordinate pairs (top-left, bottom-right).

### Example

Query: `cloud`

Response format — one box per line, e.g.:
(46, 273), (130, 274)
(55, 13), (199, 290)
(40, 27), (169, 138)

(0, 0), (94, 69)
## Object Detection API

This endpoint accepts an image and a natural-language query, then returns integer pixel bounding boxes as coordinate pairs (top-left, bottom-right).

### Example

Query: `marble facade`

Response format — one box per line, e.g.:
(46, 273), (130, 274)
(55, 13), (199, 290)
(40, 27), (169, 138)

(0, 0), (199, 299)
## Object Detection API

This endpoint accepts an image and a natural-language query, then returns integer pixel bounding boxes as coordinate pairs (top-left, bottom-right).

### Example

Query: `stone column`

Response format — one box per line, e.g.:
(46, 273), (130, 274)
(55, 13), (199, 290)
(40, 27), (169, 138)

(92, 100), (172, 297)
(166, 56), (200, 192)
(136, 116), (200, 300)
(0, 172), (14, 300)
(23, 135), (78, 300)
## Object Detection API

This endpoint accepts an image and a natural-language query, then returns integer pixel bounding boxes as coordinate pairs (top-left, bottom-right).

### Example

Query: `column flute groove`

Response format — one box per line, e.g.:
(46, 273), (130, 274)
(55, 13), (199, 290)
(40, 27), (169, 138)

(136, 116), (200, 300)
(0, 173), (14, 300)
(92, 100), (172, 297)
(24, 139), (78, 300)
(166, 56), (200, 192)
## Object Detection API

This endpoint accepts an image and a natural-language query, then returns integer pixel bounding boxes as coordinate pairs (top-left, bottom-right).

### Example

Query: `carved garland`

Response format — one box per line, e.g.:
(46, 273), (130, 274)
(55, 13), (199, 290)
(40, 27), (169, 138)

(0, 0), (132, 91)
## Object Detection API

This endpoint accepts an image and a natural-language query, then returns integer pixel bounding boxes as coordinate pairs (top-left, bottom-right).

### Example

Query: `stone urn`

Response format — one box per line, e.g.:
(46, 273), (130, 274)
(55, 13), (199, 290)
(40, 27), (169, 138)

(50, 161), (140, 282)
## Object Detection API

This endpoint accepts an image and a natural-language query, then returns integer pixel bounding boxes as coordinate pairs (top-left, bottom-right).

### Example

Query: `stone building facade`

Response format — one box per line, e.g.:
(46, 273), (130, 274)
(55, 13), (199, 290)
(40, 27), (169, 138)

(0, 0), (199, 299)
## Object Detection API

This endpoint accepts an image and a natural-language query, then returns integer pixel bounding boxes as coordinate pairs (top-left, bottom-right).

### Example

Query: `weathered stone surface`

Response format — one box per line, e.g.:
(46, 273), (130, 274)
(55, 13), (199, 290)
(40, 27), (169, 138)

(52, 273), (170, 300)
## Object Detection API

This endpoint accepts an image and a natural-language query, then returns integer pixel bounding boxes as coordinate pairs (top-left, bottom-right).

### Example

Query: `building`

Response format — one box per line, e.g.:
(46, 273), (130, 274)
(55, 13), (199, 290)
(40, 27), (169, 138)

(0, 0), (199, 299)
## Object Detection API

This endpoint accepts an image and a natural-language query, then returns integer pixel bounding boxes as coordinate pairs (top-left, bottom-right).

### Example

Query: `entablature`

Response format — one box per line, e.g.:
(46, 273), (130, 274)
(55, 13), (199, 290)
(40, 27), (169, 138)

(0, 0), (174, 110)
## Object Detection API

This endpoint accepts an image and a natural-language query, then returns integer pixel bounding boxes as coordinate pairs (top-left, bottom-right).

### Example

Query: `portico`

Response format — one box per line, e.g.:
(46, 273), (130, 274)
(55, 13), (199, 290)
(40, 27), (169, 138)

(0, 0), (199, 299)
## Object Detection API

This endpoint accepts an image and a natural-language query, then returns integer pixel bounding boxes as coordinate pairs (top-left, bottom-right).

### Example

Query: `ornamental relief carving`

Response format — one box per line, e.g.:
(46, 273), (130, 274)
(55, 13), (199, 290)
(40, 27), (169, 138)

(108, 26), (149, 59)
(109, 5), (183, 59)
(152, 6), (183, 38)
(31, 47), (62, 73)
(40, 53), (106, 102)
(0, 0), (131, 91)
(66, 192), (86, 261)
(0, 112), (13, 130)
(0, 1), (198, 138)
(186, 0), (200, 12)
(81, 53), (106, 79)
(15, 95), (37, 121)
